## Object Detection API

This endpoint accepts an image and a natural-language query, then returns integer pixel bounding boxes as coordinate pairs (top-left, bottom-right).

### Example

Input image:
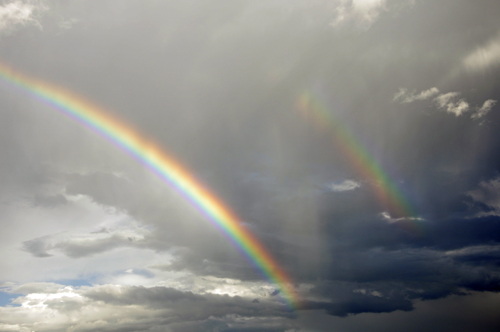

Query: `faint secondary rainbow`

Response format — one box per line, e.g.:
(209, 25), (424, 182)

(297, 91), (423, 233)
(0, 61), (299, 309)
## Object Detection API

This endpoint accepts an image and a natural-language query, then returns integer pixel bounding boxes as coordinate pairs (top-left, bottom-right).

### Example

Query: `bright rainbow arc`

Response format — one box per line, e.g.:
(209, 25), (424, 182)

(0, 61), (299, 309)
(297, 91), (422, 233)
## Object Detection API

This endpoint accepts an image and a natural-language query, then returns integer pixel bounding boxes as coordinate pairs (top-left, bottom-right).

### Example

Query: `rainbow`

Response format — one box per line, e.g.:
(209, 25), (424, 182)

(0, 61), (299, 309)
(297, 91), (423, 233)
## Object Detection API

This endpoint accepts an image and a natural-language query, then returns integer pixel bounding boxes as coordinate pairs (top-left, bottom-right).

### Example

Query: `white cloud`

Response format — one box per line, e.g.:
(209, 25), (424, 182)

(414, 87), (440, 101)
(327, 180), (361, 192)
(471, 99), (497, 119)
(434, 92), (470, 116)
(395, 88), (495, 119)
(331, 0), (387, 28)
(393, 87), (440, 103)
(463, 33), (500, 72)
(0, 1), (46, 33)
(380, 211), (424, 223)
(434, 92), (460, 108)
(352, 0), (387, 20)
(440, 99), (469, 116)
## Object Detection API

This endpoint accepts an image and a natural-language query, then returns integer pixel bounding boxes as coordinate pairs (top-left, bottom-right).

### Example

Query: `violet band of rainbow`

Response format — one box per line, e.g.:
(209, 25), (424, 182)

(0, 61), (299, 309)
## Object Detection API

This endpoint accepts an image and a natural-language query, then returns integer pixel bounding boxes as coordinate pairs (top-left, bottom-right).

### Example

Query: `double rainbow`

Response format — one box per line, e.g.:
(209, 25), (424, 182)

(0, 61), (299, 308)
(297, 91), (421, 231)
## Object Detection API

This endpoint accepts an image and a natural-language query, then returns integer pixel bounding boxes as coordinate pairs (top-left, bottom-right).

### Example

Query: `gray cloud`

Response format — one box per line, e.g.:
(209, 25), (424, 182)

(22, 217), (150, 258)
(468, 176), (500, 214)
(22, 236), (52, 258)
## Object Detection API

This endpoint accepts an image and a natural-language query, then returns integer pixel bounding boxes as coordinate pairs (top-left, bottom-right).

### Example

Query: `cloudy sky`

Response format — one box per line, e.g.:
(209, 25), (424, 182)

(1, 0), (500, 331)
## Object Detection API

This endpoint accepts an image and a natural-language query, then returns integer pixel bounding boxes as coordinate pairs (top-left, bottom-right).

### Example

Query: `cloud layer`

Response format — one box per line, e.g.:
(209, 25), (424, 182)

(1, 1), (500, 331)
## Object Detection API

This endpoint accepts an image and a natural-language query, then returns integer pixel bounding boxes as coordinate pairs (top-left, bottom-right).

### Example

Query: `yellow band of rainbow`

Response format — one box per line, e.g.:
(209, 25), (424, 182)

(0, 61), (299, 309)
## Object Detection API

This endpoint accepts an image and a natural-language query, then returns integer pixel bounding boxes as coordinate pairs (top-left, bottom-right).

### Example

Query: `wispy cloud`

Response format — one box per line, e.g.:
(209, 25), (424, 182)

(0, 0), (46, 33)
(58, 18), (79, 30)
(327, 179), (361, 192)
(463, 32), (500, 72)
(380, 211), (424, 223)
(434, 92), (470, 116)
(394, 87), (496, 119)
(393, 87), (440, 103)
(472, 99), (497, 119)
(330, 0), (415, 29)
(331, 0), (387, 28)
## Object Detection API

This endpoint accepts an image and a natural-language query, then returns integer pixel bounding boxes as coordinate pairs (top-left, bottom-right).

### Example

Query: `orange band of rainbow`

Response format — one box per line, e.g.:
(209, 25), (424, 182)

(0, 61), (299, 309)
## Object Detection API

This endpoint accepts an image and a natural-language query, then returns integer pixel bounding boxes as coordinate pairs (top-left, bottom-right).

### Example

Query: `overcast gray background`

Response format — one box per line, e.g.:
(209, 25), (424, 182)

(1, 0), (500, 331)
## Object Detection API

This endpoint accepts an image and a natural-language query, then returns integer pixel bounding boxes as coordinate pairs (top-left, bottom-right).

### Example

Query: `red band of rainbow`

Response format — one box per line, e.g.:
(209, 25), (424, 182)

(0, 61), (299, 309)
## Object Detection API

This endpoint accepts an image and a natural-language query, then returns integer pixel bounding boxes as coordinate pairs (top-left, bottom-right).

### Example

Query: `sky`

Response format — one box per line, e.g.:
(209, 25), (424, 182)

(0, 0), (500, 331)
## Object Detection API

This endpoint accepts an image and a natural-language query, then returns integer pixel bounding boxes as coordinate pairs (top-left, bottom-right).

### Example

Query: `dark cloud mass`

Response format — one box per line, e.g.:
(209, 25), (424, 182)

(1, 0), (500, 331)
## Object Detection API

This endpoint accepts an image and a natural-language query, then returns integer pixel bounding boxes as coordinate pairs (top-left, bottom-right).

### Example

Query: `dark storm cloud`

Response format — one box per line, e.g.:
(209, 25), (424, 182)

(303, 296), (413, 317)
(296, 291), (500, 332)
(301, 243), (500, 311)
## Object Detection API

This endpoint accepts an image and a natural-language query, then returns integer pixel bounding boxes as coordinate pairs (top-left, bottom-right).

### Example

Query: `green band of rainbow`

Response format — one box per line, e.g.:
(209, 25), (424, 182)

(297, 91), (422, 233)
(0, 61), (299, 309)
